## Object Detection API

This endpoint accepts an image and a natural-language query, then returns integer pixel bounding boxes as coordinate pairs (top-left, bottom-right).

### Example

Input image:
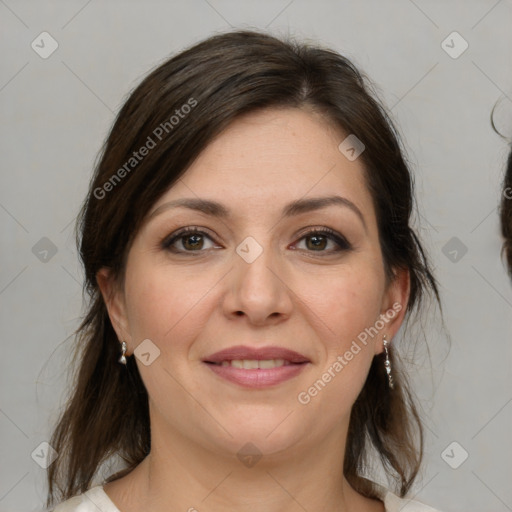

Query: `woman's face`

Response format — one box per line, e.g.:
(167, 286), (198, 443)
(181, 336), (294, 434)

(99, 107), (408, 461)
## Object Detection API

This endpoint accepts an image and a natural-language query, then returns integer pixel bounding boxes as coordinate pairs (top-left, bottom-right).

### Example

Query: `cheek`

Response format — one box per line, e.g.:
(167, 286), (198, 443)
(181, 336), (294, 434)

(122, 262), (215, 408)
(302, 265), (384, 396)
(307, 265), (384, 342)
(123, 261), (217, 348)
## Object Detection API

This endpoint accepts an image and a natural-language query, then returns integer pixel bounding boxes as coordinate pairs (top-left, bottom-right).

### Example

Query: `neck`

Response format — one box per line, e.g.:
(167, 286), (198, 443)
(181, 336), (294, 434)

(109, 417), (383, 512)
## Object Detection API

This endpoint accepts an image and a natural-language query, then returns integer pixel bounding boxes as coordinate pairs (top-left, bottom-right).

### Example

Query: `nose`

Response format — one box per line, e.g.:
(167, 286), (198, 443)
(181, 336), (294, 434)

(222, 239), (293, 326)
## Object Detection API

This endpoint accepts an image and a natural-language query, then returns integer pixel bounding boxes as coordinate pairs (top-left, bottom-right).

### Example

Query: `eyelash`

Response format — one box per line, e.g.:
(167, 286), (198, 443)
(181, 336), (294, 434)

(160, 226), (352, 256)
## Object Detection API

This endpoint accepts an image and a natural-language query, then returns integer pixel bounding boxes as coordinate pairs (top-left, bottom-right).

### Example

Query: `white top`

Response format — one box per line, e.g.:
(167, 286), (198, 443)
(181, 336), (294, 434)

(51, 483), (442, 511)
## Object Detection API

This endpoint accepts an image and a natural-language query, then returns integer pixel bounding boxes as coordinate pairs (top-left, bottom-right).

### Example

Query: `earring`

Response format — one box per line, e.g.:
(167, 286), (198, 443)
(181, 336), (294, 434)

(382, 335), (394, 389)
(118, 341), (127, 365)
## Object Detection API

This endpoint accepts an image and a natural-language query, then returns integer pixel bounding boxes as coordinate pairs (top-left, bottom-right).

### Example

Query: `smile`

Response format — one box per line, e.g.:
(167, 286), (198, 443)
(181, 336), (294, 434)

(203, 345), (310, 388)
(215, 359), (291, 368)
(204, 361), (308, 388)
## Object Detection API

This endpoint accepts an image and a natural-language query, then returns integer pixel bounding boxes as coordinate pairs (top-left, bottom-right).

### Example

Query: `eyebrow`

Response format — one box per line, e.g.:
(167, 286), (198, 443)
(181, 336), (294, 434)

(146, 195), (367, 231)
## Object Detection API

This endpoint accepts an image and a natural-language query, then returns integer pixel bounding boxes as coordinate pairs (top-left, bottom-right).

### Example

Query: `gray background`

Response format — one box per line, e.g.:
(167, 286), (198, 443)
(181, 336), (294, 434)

(1, 1), (512, 511)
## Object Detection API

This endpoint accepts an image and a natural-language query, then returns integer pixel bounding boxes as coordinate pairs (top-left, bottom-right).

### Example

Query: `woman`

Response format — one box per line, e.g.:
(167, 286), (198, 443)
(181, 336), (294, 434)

(47, 29), (443, 512)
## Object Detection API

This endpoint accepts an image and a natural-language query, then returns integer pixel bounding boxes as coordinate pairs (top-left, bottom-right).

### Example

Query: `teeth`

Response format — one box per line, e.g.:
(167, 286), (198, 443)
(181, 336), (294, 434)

(259, 359), (280, 369)
(222, 359), (287, 369)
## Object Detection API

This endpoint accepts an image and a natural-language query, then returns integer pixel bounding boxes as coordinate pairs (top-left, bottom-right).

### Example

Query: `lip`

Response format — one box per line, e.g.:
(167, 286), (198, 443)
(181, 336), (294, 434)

(203, 345), (310, 364)
(202, 345), (310, 389)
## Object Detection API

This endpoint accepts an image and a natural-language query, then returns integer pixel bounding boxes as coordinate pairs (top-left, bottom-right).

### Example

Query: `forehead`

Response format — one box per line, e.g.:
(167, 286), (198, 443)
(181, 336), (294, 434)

(151, 107), (376, 224)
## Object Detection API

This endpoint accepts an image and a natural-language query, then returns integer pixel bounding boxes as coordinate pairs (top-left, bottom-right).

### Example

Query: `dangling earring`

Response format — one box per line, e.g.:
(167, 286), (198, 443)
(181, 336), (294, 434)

(382, 335), (394, 389)
(118, 341), (127, 365)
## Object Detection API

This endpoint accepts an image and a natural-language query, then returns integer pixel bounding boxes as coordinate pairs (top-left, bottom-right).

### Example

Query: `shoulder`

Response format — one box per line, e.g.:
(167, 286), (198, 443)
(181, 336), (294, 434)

(370, 481), (442, 512)
(384, 493), (442, 512)
(51, 485), (120, 512)
(378, 486), (442, 512)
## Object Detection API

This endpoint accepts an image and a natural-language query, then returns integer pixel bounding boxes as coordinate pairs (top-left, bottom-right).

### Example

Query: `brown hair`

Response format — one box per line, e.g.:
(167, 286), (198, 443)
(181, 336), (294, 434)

(46, 28), (441, 509)
(499, 148), (512, 276)
(491, 102), (512, 276)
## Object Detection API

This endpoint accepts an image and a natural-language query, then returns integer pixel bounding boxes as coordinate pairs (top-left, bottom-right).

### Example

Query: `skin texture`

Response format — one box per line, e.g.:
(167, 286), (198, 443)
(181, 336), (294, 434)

(97, 107), (409, 512)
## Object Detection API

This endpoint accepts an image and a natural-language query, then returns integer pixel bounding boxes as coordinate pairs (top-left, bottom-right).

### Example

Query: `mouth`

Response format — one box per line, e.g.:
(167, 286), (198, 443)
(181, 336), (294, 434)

(202, 345), (310, 388)
(208, 358), (299, 369)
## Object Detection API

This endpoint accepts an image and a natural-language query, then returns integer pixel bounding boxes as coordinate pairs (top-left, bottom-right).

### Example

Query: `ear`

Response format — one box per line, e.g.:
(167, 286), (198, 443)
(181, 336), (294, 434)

(374, 267), (410, 355)
(96, 267), (132, 354)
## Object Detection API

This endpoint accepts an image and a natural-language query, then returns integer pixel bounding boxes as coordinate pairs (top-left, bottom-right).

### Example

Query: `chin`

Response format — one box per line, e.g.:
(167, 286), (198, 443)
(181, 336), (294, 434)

(203, 408), (311, 461)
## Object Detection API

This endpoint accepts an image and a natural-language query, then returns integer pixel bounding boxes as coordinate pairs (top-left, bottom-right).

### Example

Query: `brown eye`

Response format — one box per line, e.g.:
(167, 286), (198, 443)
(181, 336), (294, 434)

(305, 234), (328, 251)
(162, 228), (217, 253)
(296, 228), (351, 253)
(161, 226), (351, 255)
(181, 233), (204, 250)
